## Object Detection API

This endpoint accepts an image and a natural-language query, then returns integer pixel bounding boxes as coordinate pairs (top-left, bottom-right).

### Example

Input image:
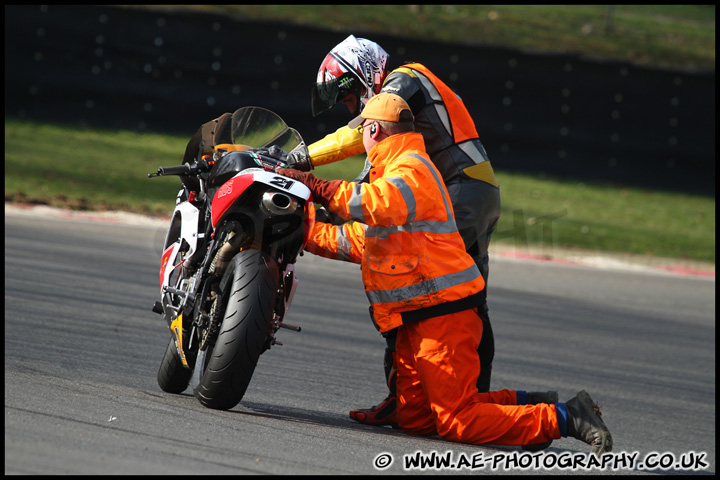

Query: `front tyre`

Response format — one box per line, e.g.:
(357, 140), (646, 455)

(157, 334), (195, 394)
(193, 249), (278, 410)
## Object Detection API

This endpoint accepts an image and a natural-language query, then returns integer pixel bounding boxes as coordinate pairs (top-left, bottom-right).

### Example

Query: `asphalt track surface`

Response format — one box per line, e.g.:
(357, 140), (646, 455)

(4, 206), (715, 475)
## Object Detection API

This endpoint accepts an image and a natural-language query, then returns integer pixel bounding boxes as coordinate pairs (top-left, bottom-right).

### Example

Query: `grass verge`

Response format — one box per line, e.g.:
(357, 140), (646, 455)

(5, 117), (715, 263)
(130, 5), (715, 71)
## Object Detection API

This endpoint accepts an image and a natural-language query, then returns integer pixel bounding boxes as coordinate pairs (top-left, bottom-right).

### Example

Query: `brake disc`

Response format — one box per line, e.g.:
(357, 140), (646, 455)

(199, 292), (222, 351)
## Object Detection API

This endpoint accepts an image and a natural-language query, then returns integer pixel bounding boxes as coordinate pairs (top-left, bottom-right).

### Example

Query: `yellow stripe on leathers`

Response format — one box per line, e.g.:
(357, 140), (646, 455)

(463, 161), (499, 187)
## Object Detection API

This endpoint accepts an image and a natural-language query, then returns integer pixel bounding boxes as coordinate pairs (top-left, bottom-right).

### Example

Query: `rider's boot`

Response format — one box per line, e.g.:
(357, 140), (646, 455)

(563, 390), (613, 455)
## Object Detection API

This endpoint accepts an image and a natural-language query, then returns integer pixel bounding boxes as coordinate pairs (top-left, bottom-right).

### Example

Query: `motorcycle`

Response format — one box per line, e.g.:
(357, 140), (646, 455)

(148, 106), (314, 410)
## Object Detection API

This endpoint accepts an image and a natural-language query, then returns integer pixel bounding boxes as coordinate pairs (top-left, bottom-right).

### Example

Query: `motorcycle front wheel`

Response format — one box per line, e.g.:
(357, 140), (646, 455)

(193, 248), (278, 410)
(157, 333), (195, 394)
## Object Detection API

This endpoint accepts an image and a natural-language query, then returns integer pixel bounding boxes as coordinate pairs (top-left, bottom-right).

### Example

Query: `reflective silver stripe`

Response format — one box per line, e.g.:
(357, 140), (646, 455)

(336, 223), (366, 262)
(415, 71), (453, 137)
(366, 264), (481, 304)
(365, 153), (457, 238)
(336, 224), (353, 261)
(458, 139), (489, 165)
(416, 70), (443, 102)
(366, 220), (457, 238)
(348, 183), (365, 222)
(385, 176), (416, 223)
(433, 104), (452, 137)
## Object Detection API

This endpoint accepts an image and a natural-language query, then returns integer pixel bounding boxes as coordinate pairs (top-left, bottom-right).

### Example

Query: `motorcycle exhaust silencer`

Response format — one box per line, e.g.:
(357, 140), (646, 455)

(261, 191), (298, 215)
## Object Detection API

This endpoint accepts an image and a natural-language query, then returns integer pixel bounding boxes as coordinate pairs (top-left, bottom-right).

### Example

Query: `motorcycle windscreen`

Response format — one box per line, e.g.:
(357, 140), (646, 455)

(230, 107), (303, 152)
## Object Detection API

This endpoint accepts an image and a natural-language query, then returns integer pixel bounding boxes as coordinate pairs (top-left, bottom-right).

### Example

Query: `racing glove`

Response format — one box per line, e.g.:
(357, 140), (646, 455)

(286, 143), (313, 172)
(276, 169), (342, 210)
(254, 144), (288, 162)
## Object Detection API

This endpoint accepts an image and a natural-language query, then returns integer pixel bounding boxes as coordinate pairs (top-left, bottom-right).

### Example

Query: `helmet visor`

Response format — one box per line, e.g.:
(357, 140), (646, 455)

(311, 72), (361, 117)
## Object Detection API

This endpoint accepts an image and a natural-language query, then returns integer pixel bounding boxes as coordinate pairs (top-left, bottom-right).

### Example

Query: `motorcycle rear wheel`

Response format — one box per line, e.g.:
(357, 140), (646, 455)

(193, 248), (278, 410)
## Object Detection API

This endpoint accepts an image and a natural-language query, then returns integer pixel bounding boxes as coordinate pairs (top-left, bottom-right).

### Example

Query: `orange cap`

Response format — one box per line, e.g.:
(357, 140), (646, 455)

(348, 92), (414, 129)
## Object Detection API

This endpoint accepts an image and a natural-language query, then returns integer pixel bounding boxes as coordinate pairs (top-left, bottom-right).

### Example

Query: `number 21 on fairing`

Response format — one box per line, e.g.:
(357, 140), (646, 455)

(269, 176), (294, 190)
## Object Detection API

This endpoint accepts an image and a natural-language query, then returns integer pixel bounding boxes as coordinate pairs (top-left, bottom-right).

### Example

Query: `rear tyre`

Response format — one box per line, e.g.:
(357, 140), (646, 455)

(193, 249), (278, 410)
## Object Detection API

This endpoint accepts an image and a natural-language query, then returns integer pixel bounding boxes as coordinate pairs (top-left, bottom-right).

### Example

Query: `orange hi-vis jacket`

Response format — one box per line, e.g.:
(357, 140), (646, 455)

(306, 132), (486, 333)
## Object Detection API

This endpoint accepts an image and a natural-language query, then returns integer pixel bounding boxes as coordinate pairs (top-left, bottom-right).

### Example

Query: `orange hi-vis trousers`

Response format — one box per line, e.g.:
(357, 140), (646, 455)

(395, 308), (562, 446)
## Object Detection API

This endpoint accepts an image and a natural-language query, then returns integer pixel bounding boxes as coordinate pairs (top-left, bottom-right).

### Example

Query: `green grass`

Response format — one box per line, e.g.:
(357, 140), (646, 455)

(4, 119), (186, 215)
(5, 118), (715, 262)
(489, 173), (714, 261)
(132, 5), (715, 71)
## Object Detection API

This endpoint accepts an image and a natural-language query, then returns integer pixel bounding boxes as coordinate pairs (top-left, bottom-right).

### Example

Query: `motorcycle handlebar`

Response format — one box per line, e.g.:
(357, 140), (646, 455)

(157, 165), (192, 176)
(148, 159), (210, 178)
(147, 151), (288, 179)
